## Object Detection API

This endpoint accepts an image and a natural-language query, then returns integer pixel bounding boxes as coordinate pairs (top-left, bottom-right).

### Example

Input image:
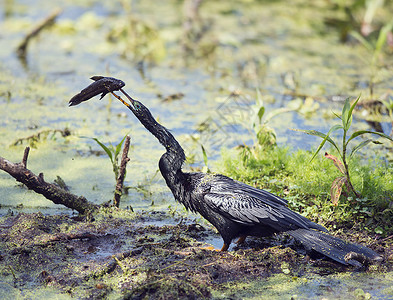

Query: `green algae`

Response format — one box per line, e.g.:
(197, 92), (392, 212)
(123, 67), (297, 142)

(1, 0), (393, 298)
(215, 271), (393, 299)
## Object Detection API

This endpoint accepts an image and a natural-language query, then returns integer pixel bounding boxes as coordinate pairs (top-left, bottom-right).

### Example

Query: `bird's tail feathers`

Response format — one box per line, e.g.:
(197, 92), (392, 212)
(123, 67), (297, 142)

(287, 228), (382, 266)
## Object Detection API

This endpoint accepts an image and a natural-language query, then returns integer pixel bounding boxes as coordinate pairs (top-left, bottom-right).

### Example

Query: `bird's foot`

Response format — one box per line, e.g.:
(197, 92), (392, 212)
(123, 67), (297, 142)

(198, 243), (229, 252)
(220, 243), (229, 251)
(199, 245), (220, 251)
(236, 235), (247, 245)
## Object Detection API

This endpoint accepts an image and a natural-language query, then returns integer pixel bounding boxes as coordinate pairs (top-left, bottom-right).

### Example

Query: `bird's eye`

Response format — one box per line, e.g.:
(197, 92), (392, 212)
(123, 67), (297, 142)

(134, 102), (141, 110)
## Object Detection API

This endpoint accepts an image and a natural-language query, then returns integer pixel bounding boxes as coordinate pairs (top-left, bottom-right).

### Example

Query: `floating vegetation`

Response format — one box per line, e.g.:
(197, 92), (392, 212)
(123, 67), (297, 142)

(12, 128), (71, 148)
(106, 5), (166, 63)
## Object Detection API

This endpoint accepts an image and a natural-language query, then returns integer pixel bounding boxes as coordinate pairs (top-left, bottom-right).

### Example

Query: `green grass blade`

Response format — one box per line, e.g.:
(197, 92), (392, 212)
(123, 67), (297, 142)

(201, 145), (208, 167)
(342, 96), (360, 132)
(291, 128), (332, 141)
(256, 88), (264, 108)
(347, 95), (360, 127)
(92, 137), (113, 163)
(115, 134), (129, 157)
(341, 97), (351, 130)
(347, 130), (393, 144)
(350, 139), (372, 159)
(293, 126), (342, 160)
(381, 99), (393, 110)
(375, 21), (393, 55)
(265, 105), (299, 123)
(311, 138), (330, 161)
(332, 111), (342, 120)
(257, 106), (265, 125)
(350, 30), (374, 52)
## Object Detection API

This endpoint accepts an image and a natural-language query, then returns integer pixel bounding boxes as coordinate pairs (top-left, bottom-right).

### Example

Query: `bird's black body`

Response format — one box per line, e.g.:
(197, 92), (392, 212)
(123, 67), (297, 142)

(69, 76), (382, 267)
(69, 76), (125, 106)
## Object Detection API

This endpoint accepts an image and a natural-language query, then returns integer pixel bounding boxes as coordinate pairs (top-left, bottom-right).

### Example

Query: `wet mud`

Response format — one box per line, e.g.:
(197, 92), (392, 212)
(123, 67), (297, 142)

(0, 209), (391, 299)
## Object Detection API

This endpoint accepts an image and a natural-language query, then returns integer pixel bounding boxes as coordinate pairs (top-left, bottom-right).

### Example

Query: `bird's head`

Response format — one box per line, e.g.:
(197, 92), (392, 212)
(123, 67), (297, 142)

(115, 88), (181, 152)
(115, 89), (150, 118)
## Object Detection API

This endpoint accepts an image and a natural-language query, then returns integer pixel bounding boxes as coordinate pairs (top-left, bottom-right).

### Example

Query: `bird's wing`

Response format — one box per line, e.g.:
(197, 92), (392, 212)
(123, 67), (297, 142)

(202, 175), (324, 231)
(204, 191), (308, 230)
(206, 175), (287, 207)
(214, 177), (288, 207)
(204, 192), (284, 224)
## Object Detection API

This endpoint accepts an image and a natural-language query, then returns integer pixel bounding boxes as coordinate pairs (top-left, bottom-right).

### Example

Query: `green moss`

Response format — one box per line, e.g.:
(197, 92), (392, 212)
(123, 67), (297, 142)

(218, 145), (393, 234)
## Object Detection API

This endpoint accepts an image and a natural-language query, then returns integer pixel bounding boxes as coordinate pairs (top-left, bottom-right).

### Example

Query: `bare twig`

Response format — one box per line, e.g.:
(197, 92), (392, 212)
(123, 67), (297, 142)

(379, 234), (393, 242)
(114, 135), (131, 208)
(0, 148), (97, 214)
(22, 147), (30, 168)
(17, 8), (61, 61)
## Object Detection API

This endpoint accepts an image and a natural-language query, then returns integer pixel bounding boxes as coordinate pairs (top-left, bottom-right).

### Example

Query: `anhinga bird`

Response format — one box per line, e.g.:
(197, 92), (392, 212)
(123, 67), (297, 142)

(70, 76), (382, 266)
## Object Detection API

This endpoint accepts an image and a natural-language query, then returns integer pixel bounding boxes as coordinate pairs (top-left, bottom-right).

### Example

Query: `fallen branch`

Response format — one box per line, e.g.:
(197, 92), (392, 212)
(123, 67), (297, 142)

(17, 8), (62, 60)
(0, 147), (97, 214)
(380, 234), (393, 242)
(113, 135), (131, 208)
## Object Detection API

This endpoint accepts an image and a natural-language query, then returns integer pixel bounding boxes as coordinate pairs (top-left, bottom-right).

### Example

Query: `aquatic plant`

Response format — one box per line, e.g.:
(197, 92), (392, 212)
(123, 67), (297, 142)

(294, 96), (393, 205)
(326, 0), (387, 42)
(88, 134), (131, 207)
(240, 90), (300, 163)
(251, 89), (277, 148)
(351, 21), (393, 97)
(107, 2), (166, 63)
(90, 134), (129, 182)
(12, 128), (71, 148)
(201, 144), (210, 173)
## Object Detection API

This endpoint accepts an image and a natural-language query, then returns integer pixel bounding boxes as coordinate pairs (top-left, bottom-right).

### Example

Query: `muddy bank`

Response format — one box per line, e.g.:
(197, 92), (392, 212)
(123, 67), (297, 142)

(0, 209), (392, 299)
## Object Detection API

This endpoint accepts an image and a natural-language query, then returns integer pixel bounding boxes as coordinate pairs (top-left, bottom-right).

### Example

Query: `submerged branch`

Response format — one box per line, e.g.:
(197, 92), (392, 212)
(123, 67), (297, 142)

(0, 147), (97, 214)
(114, 135), (131, 208)
(16, 8), (61, 60)
(12, 128), (71, 147)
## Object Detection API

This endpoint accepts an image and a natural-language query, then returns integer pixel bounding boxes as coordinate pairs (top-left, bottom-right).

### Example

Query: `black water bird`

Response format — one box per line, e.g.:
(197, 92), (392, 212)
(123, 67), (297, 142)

(69, 76), (382, 267)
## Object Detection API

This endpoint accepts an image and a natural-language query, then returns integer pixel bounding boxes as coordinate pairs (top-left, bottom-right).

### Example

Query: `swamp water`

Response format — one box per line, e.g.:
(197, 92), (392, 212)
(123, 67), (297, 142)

(1, 0), (393, 298)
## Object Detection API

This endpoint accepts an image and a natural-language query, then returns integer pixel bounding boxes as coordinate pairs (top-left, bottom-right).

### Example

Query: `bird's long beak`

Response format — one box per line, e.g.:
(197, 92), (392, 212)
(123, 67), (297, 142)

(110, 88), (136, 110)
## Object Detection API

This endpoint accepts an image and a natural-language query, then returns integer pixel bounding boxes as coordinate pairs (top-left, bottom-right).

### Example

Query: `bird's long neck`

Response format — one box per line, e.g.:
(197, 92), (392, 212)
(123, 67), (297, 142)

(154, 124), (187, 202)
(132, 108), (187, 201)
(159, 145), (187, 201)
(156, 124), (186, 176)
